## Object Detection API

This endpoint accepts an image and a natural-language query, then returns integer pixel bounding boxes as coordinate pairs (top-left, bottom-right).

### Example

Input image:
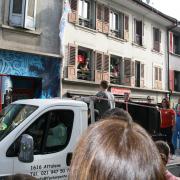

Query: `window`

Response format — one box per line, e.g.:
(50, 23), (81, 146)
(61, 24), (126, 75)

(153, 27), (161, 52)
(110, 56), (123, 84)
(67, 44), (110, 83)
(110, 11), (124, 38)
(174, 71), (180, 92)
(96, 3), (109, 33)
(6, 110), (74, 156)
(0, 104), (38, 141)
(77, 47), (93, 81)
(69, 0), (95, 29)
(67, 44), (94, 81)
(12, 0), (23, 14)
(134, 61), (145, 88)
(124, 59), (134, 86)
(9, 0), (37, 30)
(78, 0), (91, 28)
(154, 67), (162, 89)
(134, 19), (143, 46)
(135, 61), (140, 87)
(173, 34), (180, 55)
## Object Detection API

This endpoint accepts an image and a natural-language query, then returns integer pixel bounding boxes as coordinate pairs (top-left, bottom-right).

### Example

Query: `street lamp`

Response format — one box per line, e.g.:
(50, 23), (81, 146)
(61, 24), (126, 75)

(167, 21), (180, 100)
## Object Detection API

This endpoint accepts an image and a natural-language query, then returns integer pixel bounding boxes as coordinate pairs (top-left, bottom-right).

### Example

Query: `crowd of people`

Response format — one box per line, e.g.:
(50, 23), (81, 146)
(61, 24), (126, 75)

(69, 107), (180, 180)
(5, 80), (180, 179)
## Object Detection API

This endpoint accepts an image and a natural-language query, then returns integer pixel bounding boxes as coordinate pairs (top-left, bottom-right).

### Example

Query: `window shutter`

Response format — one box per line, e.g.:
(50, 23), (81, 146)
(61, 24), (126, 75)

(142, 22), (144, 46)
(102, 6), (109, 34)
(102, 54), (110, 81)
(169, 32), (174, 53)
(159, 30), (161, 43)
(67, 44), (77, 80)
(24, 0), (37, 30)
(68, 0), (78, 23)
(9, 0), (26, 27)
(95, 51), (103, 83)
(96, 3), (103, 32)
(124, 15), (129, 41)
(169, 70), (174, 91)
(131, 61), (135, 87)
(154, 67), (158, 89)
(158, 68), (162, 89)
(124, 58), (131, 86)
(140, 63), (144, 88)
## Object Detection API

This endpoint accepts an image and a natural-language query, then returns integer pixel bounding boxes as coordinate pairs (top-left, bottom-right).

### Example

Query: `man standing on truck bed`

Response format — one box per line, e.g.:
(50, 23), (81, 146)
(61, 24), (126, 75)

(94, 80), (115, 118)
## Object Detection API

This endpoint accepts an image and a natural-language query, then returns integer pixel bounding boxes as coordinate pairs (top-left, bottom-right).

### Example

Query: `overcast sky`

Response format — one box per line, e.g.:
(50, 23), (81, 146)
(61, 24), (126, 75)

(142, 0), (180, 20)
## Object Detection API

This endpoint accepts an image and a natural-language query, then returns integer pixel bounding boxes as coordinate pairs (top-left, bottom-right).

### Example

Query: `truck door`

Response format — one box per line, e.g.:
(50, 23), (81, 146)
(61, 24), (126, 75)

(6, 108), (78, 179)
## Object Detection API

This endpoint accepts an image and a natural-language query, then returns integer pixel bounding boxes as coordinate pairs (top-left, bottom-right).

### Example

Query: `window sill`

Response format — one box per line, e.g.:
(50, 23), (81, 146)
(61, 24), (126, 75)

(151, 49), (163, 55)
(63, 78), (99, 85)
(170, 52), (180, 57)
(107, 34), (126, 43)
(75, 24), (97, 35)
(0, 24), (42, 36)
(132, 42), (146, 50)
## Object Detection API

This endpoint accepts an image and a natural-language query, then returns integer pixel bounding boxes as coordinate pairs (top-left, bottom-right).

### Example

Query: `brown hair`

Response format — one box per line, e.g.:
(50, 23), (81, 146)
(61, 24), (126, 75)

(101, 107), (133, 124)
(69, 120), (165, 180)
(161, 98), (170, 108)
(155, 140), (170, 165)
(100, 80), (109, 90)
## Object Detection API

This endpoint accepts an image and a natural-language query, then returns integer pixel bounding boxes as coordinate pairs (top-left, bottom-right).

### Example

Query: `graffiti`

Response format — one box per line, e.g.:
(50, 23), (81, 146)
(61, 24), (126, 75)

(0, 50), (60, 98)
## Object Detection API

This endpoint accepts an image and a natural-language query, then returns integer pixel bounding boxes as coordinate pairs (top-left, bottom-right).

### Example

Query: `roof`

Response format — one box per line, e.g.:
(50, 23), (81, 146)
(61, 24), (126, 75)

(133, 0), (177, 23)
(12, 98), (87, 108)
(111, 0), (177, 27)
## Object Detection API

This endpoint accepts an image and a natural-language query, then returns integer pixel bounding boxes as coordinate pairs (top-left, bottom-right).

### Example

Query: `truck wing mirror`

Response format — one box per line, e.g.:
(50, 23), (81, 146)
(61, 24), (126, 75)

(18, 134), (34, 163)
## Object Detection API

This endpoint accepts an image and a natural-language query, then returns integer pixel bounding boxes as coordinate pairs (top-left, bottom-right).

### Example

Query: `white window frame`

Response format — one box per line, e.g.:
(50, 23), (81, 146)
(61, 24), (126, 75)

(154, 66), (162, 89)
(9, 0), (37, 30)
(134, 18), (143, 46)
(78, 0), (90, 20)
(110, 10), (123, 38)
(153, 27), (161, 52)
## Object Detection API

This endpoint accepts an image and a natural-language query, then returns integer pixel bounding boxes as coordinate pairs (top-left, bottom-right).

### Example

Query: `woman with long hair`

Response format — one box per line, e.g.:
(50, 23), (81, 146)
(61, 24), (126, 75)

(69, 119), (165, 180)
(160, 98), (176, 154)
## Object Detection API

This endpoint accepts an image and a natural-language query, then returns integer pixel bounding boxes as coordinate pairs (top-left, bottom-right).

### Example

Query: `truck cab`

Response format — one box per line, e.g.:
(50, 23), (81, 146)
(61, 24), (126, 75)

(0, 99), (88, 179)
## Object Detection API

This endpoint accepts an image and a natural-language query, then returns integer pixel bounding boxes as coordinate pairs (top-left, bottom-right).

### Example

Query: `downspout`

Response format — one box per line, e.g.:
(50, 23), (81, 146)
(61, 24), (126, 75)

(59, 1), (65, 98)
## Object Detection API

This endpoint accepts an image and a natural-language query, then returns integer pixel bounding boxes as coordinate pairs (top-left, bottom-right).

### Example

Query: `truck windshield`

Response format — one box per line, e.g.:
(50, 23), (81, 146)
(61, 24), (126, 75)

(0, 104), (38, 141)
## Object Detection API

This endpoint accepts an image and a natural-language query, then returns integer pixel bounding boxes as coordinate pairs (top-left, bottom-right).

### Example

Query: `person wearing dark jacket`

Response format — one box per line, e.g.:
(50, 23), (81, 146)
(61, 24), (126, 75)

(94, 80), (115, 118)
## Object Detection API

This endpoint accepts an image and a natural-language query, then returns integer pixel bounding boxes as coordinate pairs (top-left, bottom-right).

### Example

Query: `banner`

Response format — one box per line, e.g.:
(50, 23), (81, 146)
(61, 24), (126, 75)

(59, 0), (71, 57)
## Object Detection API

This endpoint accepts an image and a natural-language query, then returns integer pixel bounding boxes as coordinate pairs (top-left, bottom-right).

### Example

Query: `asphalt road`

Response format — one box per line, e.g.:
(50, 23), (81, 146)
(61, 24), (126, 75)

(167, 153), (180, 177)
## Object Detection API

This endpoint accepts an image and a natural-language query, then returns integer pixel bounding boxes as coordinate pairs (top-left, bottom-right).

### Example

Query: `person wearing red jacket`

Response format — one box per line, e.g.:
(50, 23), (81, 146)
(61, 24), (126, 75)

(160, 98), (176, 155)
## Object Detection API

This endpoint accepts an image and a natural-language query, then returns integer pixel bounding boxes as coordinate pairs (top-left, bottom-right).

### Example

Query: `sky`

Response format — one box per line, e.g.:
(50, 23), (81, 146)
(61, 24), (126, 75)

(142, 0), (180, 20)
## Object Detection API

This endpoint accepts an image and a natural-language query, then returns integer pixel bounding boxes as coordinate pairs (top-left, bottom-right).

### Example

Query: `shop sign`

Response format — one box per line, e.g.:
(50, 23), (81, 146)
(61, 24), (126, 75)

(111, 87), (131, 95)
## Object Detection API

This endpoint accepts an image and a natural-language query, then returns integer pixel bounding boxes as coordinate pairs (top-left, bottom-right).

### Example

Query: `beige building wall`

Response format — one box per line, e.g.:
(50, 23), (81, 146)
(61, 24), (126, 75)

(62, 0), (173, 104)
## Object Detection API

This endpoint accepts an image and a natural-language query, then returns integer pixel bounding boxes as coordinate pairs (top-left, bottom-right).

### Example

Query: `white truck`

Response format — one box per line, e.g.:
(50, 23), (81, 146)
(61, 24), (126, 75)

(0, 99), (88, 179)
(0, 98), (179, 179)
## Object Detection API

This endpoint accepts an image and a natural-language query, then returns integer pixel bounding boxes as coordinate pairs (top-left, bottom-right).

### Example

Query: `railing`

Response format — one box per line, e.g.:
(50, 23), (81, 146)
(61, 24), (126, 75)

(79, 18), (92, 28)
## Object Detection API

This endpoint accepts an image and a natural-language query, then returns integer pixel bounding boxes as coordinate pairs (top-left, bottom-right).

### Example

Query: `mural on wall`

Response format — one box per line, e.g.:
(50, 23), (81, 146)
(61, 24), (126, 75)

(0, 50), (60, 98)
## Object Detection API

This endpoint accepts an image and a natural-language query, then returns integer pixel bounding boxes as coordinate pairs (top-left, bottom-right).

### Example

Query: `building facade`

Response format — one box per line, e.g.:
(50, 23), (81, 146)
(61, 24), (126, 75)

(0, 0), (62, 109)
(169, 29), (180, 106)
(62, 0), (176, 103)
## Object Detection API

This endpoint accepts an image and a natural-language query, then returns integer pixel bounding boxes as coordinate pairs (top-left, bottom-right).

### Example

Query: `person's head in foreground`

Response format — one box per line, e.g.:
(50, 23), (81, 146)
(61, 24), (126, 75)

(69, 119), (165, 180)
(155, 140), (170, 166)
(101, 107), (133, 124)
(155, 141), (180, 180)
